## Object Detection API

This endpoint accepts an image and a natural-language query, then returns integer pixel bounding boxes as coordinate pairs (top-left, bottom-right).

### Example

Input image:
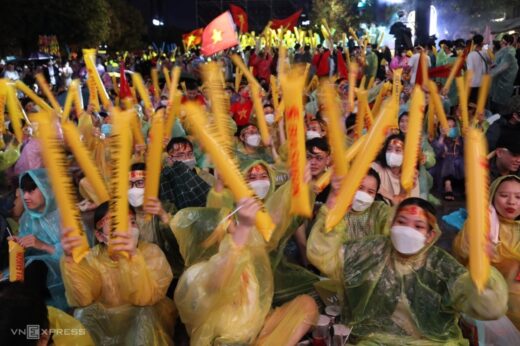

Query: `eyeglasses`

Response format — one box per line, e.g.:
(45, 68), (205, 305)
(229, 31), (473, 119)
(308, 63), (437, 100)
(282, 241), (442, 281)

(129, 179), (145, 188)
(306, 154), (328, 162)
(169, 151), (193, 160)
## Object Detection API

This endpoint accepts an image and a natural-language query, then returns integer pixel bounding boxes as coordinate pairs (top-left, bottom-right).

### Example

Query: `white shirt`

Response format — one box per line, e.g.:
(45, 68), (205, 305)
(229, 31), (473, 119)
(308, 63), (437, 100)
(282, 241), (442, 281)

(407, 53), (430, 86)
(466, 50), (489, 87)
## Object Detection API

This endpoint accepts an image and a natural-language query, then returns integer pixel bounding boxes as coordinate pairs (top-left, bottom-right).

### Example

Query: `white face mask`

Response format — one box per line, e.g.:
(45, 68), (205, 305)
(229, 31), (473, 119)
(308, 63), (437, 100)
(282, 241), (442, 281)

(128, 187), (145, 207)
(306, 130), (321, 140)
(351, 190), (375, 212)
(249, 180), (271, 199)
(181, 158), (196, 170)
(386, 152), (403, 168)
(265, 113), (275, 125)
(245, 134), (261, 147)
(390, 225), (427, 255)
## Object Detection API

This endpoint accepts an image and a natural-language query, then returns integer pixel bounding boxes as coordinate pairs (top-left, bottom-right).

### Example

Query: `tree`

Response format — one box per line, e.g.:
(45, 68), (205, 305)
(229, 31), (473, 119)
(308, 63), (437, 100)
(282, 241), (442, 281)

(310, 0), (376, 39)
(0, 0), (146, 56)
(107, 0), (147, 51)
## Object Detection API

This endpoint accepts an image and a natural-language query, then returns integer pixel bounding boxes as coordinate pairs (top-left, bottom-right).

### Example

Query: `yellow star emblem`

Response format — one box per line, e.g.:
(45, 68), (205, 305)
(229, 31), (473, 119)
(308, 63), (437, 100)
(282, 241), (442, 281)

(211, 29), (223, 44)
(238, 109), (248, 120)
(187, 35), (196, 47)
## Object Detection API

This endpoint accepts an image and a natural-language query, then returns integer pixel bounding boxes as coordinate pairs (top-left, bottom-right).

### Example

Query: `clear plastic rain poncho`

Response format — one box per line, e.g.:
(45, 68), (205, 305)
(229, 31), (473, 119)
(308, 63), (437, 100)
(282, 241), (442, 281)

(60, 242), (175, 345)
(307, 200), (390, 282)
(171, 166), (320, 343)
(18, 169), (68, 310)
(308, 204), (509, 345)
(454, 175), (520, 330)
(47, 305), (95, 346)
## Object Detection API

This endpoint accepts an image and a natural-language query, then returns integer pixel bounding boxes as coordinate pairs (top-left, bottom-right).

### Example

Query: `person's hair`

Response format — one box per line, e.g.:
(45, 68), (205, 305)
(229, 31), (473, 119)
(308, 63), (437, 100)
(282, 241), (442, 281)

(166, 137), (194, 153)
(308, 118), (327, 132)
(395, 197), (437, 229)
(503, 34), (514, 45)
(19, 173), (38, 192)
(377, 133), (405, 168)
(306, 137), (330, 154)
(0, 281), (49, 346)
(366, 167), (382, 192)
(130, 162), (146, 172)
(304, 45), (311, 52)
(8, 119), (27, 135)
(294, 43), (301, 50)
(94, 201), (110, 227)
(472, 34), (484, 46)
(93, 201), (136, 231)
(236, 124), (257, 137)
(344, 114), (356, 130)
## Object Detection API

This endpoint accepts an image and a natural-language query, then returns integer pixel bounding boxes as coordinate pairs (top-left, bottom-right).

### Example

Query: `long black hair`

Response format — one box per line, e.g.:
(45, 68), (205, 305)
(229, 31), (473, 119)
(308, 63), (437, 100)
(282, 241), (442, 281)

(376, 133), (405, 168)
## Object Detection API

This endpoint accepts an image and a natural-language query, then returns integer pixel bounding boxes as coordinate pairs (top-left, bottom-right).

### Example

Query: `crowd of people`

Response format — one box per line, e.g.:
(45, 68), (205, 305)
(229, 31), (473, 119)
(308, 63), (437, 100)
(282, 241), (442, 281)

(0, 26), (520, 346)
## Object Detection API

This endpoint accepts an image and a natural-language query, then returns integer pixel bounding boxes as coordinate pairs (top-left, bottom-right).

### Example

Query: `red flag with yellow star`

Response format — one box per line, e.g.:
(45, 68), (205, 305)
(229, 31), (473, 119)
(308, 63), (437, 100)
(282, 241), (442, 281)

(182, 28), (204, 50)
(229, 4), (248, 33)
(201, 11), (239, 56)
(270, 9), (302, 30)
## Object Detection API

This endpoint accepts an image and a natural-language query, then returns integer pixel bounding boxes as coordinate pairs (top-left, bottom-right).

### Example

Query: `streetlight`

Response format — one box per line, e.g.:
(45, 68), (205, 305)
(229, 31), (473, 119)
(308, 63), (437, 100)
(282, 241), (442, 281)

(152, 18), (164, 26)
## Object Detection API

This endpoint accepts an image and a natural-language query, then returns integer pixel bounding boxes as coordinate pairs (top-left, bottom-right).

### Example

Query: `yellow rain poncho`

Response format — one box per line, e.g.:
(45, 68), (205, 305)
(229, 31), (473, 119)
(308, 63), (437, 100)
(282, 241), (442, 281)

(60, 242), (175, 345)
(47, 306), (95, 346)
(454, 175), (520, 330)
(308, 204), (508, 345)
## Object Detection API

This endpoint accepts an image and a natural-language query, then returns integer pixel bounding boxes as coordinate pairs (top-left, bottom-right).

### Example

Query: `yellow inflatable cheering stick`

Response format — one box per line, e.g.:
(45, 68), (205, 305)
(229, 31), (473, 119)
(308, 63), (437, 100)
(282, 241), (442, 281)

(5, 84), (24, 143)
(35, 74), (62, 113)
(401, 87), (425, 193)
(428, 81), (450, 133)
(231, 54), (270, 146)
(36, 114), (90, 263)
(165, 66), (181, 138)
(464, 128), (490, 293)
(319, 81), (348, 176)
(184, 101), (275, 241)
(281, 67), (312, 218)
(326, 101), (397, 231)
(108, 108), (133, 258)
(144, 109), (164, 221)
(132, 72), (154, 115)
(83, 49), (112, 110)
(61, 121), (110, 203)
(14, 80), (53, 113)
(455, 76), (469, 132)
(475, 74), (491, 122)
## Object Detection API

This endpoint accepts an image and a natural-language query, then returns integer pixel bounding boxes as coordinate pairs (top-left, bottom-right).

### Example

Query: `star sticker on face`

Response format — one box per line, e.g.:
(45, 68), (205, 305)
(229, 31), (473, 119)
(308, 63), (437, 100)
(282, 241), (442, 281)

(211, 29), (223, 44)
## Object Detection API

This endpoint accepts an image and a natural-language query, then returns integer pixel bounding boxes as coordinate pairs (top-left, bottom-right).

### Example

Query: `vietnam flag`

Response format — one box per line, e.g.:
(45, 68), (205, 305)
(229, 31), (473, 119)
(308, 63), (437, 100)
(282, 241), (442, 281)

(182, 28), (204, 49)
(201, 11), (239, 56)
(270, 9), (302, 30)
(230, 4), (248, 33)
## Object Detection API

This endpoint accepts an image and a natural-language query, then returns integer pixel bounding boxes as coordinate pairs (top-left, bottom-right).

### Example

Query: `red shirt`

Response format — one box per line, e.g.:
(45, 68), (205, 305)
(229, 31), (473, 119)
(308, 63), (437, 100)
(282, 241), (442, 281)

(231, 99), (253, 126)
(181, 94), (206, 106)
(249, 53), (274, 82)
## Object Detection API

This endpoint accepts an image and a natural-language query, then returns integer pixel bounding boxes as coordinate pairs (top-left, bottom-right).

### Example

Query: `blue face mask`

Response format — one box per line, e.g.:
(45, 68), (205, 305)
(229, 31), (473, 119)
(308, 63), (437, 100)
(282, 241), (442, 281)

(101, 124), (112, 136)
(447, 127), (459, 138)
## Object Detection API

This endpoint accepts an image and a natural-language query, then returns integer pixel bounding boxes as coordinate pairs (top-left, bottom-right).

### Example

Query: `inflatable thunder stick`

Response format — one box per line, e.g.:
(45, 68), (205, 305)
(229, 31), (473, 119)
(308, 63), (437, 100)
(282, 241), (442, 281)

(355, 89), (367, 140)
(35, 74), (62, 113)
(14, 80), (53, 113)
(464, 128), (491, 293)
(320, 82), (348, 176)
(475, 75), (491, 121)
(62, 80), (79, 122)
(184, 102), (275, 241)
(5, 84), (24, 143)
(401, 87), (425, 193)
(455, 77), (469, 131)
(37, 114), (90, 263)
(132, 73), (154, 115)
(165, 67), (181, 138)
(61, 121), (110, 203)
(428, 81), (450, 133)
(326, 101), (397, 231)
(348, 62), (358, 113)
(83, 49), (112, 110)
(281, 68), (312, 218)
(151, 68), (160, 101)
(108, 109), (133, 258)
(144, 109), (164, 221)
(443, 55), (464, 92)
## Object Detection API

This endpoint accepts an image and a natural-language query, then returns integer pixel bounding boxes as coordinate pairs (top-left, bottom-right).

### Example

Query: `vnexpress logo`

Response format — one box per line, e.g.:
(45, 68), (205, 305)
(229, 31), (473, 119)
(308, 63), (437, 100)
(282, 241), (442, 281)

(11, 325), (41, 339)
(26, 325), (41, 340)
